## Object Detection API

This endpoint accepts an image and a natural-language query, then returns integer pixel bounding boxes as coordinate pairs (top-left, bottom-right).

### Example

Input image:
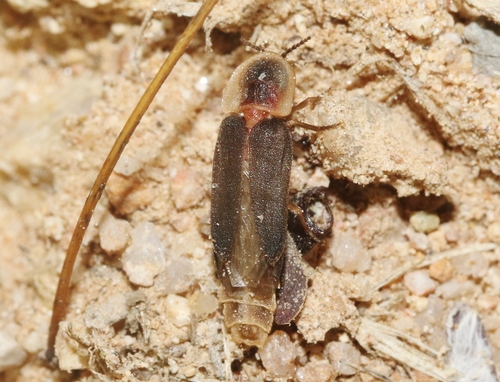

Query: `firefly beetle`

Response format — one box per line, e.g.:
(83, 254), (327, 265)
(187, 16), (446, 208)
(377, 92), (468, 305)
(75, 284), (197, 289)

(211, 41), (333, 347)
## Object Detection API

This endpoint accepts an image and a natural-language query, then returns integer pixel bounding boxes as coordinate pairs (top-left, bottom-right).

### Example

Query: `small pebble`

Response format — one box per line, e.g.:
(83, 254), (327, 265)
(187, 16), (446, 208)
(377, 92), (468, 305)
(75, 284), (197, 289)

(405, 228), (429, 251)
(296, 360), (336, 382)
(428, 229), (447, 252)
(114, 154), (142, 176)
(486, 222), (500, 243)
(477, 294), (499, 312)
(0, 331), (27, 372)
(165, 294), (191, 328)
(402, 16), (435, 39)
(404, 270), (437, 296)
(444, 225), (459, 242)
(451, 253), (489, 278)
(428, 258), (453, 282)
(99, 214), (131, 255)
(182, 366), (196, 378)
(189, 291), (218, 319)
(325, 341), (360, 376)
(435, 279), (478, 299)
(391, 315), (415, 332)
(329, 232), (370, 273)
(170, 168), (205, 210)
(122, 222), (166, 287)
(409, 211), (440, 233)
(259, 331), (297, 378)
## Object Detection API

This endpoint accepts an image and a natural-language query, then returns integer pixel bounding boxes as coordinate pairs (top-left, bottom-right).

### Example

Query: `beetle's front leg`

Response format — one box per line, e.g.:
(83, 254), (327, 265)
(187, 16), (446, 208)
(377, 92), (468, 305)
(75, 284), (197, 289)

(289, 96), (344, 131)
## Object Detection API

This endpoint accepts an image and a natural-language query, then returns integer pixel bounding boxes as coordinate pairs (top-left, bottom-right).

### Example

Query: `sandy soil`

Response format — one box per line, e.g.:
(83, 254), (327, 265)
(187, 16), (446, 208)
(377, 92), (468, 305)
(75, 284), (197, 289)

(1, 0), (500, 381)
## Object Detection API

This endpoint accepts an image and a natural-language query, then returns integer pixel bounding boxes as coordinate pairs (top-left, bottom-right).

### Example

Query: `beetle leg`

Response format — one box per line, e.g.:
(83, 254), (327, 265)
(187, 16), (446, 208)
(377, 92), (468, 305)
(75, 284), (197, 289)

(275, 233), (308, 325)
(287, 118), (343, 131)
(292, 96), (322, 112)
(275, 188), (334, 325)
(289, 96), (344, 131)
(287, 188), (333, 253)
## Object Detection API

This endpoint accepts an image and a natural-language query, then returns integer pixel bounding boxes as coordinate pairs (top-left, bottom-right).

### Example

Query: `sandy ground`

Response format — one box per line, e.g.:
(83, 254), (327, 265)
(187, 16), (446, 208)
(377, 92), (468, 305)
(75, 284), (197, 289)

(1, 0), (500, 381)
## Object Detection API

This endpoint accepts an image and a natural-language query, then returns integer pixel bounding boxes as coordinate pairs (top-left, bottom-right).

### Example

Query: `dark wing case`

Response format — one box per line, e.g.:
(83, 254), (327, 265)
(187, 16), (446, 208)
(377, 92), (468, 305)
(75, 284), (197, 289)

(211, 115), (247, 270)
(249, 118), (293, 266)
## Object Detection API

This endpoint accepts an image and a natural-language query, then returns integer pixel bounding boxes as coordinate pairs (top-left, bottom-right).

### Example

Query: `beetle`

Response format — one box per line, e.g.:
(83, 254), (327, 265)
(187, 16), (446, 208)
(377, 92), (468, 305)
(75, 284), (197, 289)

(211, 41), (333, 347)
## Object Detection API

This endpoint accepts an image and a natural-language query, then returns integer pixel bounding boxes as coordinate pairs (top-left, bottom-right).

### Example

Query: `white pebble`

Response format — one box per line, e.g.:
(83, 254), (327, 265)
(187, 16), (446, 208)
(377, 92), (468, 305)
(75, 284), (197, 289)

(99, 214), (131, 255)
(0, 331), (27, 372)
(325, 341), (360, 376)
(329, 232), (370, 273)
(122, 222), (166, 287)
(258, 331), (297, 379)
(165, 294), (191, 328)
(404, 270), (437, 296)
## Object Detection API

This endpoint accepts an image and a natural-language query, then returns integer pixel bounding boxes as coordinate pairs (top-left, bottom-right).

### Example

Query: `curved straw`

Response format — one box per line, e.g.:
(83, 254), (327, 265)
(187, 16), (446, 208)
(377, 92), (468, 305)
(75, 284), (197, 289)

(46, 0), (218, 363)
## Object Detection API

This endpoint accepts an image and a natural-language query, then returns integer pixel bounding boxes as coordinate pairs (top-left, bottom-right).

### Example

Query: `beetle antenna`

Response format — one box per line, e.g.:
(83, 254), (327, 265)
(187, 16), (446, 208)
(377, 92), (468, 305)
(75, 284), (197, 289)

(241, 37), (266, 53)
(282, 36), (312, 58)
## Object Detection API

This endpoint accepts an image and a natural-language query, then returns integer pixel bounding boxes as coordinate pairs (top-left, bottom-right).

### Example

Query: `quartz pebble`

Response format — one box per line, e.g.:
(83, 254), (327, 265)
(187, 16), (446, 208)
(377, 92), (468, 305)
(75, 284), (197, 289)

(0, 331), (27, 372)
(259, 331), (297, 379)
(403, 270), (437, 296)
(122, 222), (166, 287)
(325, 341), (360, 376)
(329, 232), (370, 273)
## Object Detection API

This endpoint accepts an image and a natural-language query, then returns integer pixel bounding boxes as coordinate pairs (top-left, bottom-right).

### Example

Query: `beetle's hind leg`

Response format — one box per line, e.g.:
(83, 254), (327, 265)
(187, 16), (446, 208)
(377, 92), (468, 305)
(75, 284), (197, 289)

(275, 189), (333, 325)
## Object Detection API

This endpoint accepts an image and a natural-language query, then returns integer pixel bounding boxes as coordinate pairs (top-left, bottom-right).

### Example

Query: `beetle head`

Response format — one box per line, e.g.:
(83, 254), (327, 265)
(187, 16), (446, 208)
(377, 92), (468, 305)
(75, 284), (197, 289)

(222, 52), (295, 118)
